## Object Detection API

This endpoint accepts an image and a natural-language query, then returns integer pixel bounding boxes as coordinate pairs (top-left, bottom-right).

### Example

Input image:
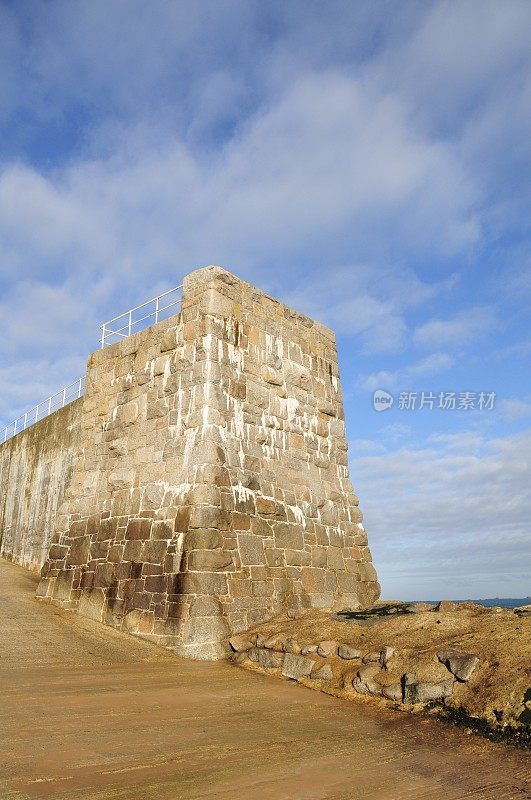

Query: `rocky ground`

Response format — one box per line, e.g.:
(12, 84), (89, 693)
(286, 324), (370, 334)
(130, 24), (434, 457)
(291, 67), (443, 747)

(230, 600), (531, 747)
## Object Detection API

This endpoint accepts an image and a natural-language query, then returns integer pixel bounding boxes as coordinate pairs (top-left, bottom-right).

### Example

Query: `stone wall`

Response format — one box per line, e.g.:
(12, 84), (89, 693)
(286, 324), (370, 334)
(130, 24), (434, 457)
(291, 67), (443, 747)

(0, 399), (83, 571)
(36, 266), (379, 658)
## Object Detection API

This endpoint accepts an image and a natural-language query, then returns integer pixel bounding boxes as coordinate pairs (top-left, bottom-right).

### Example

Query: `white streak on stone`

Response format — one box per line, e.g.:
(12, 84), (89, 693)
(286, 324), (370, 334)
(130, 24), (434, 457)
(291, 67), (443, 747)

(232, 482), (255, 503)
(288, 504), (306, 527)
(231, 397), (244, 439)
(287, 398), (298, 421)
(154, 480), (191, 500)
(227, 342), (244, 374)
(182, 429), (197, 470)
(201, 356), (212, 435)
(174, 531), (184, 565)
(162, 359), (172, 389)
(174, 383), (184, 434)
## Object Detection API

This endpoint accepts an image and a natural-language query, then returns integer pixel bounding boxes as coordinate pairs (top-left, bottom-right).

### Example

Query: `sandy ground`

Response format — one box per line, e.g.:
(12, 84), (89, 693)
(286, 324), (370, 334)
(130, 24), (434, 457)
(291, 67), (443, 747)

(239, 603), (531, 735)
(0, 559), (530, 800)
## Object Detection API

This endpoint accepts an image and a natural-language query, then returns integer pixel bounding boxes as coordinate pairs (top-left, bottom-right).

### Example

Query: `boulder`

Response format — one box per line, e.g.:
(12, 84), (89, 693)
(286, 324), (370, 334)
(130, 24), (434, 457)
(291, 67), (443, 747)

(403, 672), (454, 703)
(338, 645), (362, 660)
(301, 645), (319, 655)
(379, 646), (395, 668)
(341, 669), (358, 690)
(229, 635), (253, 652)
(381, 683), (403, 702)
(317, 640), (337, 657)
(354, 664), (381, 696)
(282, 653), (316, 680)
(311, 664), (333, 681)
(284, 638), (302, 655)
(256, 649), (284, 669)
(264, 635), (282, 650)
(437, 649), (479, 682)
(231, 651), (249, 665)
(362, 651), (381, 664)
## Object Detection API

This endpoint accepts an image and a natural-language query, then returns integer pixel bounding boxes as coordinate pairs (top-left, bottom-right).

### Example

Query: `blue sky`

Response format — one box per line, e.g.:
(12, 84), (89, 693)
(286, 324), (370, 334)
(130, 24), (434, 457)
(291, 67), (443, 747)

(0, 0), (530, 599)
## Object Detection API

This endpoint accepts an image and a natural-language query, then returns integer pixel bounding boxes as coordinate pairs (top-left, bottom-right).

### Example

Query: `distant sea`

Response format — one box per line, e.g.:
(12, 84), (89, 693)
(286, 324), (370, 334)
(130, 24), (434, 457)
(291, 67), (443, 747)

(414, 598), (530, 609)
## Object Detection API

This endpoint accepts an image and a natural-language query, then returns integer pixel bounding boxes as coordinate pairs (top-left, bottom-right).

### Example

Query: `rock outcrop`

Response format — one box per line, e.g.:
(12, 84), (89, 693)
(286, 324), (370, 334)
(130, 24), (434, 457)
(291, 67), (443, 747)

(229, 601), (531, 743)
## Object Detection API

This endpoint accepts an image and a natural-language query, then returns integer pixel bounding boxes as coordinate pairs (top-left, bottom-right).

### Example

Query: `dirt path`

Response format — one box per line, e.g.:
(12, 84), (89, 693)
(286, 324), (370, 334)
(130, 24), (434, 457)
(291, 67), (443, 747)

(0, 559), (528, 800)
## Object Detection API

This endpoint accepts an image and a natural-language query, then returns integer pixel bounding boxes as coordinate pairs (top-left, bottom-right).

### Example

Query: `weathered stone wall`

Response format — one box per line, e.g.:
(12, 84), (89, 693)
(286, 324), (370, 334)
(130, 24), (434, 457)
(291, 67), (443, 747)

(0, 399), (83, 571)
(37, 266), (380, 658)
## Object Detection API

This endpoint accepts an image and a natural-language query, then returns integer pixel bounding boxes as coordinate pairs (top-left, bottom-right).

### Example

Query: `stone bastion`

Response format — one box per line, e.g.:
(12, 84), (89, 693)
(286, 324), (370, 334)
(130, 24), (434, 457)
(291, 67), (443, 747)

(4, 266), (380, 658)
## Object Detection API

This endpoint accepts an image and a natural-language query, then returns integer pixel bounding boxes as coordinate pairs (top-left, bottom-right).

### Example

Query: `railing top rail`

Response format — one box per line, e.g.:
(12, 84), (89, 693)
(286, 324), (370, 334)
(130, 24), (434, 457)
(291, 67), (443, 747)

(8, 377), (84, 423)
(103, 299), (181, 337)
(2, 376), (85, 444)
(100, 284), (183, 327)
(3, 281), (184, 443)
(99, 283), (183, 348)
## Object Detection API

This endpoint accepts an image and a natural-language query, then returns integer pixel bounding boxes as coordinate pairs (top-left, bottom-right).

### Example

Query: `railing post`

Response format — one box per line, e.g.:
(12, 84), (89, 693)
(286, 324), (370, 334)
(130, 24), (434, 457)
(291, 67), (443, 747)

(4, 284), (184, 442)
(4, 375), (85, 443)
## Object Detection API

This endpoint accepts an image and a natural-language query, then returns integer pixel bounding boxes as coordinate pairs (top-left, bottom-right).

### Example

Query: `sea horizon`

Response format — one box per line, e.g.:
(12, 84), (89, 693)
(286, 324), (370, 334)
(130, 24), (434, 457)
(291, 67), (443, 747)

(410, 597), (530, 609)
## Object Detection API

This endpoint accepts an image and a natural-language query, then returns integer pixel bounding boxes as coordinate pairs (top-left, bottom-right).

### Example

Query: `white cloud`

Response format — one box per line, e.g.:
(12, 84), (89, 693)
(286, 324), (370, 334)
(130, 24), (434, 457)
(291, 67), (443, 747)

(375, 0), (531, 133)
(379, 423), (412, 443)
(358, 352), (453, 391)
(0, 69), (480, 282)
(406, 352), (454, 377)
(498, 398), (531, 421)
(352, 428), (531, 598)
(350, 439), (386, 454)
(0, 279), (102, 355)
(493, 338), (531, 360)
(358, 370), (398, 391)
(0, 63), (480, 397)
(0, 355), (87, 428)
(413, 308), (496, 349)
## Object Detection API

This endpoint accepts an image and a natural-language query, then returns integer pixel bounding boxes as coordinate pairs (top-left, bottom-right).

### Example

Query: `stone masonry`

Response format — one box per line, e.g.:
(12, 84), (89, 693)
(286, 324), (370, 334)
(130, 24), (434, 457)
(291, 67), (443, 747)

(0, 400), (82, 571)
(37, 266), (380, 659)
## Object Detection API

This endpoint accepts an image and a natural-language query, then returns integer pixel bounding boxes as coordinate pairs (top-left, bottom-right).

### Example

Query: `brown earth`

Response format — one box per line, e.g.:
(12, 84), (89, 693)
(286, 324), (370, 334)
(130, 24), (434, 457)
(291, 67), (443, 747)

(1, 559), (530, 800)
(237, 602), (531, 738)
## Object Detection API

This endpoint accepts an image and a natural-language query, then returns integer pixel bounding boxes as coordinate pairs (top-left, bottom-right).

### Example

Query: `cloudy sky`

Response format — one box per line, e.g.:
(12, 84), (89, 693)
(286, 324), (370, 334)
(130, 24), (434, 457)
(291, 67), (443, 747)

(1, 0), (530, 599)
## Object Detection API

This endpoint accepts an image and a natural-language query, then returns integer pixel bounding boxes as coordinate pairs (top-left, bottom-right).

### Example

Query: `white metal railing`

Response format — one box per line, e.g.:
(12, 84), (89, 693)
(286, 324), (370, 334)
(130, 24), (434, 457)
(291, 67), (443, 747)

(2, 284), (183, 444)
(99, 284), (183, 348)
(1, 376), (85, 444)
